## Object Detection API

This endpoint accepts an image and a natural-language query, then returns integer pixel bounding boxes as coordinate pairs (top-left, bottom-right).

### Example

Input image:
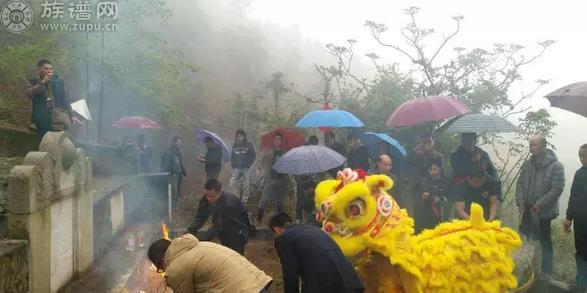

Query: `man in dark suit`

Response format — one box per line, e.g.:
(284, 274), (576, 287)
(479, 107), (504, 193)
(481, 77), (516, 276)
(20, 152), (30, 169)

(161, 136), (187, 205)
(187, 179), (255, 255)
(269, 213), (364, 293)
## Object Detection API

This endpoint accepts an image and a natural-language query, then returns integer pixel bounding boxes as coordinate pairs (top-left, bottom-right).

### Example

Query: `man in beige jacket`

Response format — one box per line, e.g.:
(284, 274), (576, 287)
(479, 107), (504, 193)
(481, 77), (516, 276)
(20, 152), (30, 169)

(148, 234), (272, 292)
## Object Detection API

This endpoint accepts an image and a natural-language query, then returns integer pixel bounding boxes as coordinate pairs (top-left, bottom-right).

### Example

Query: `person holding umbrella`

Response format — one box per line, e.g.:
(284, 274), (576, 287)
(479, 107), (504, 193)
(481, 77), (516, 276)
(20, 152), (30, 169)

(404, 134), (443, 215)
(198, 137), (223, 180)
(450, 133), (497, 189)
(327, 132), (346, 178)
(295, 135), (321, 224)
(346, 133), (370, 171)
(257, 132), (288, 223)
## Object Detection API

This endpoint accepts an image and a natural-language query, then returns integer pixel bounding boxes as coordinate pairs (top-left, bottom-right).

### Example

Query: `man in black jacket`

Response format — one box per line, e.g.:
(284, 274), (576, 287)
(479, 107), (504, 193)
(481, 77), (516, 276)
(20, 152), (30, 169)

(450, 133), (500, 199)
(346, 133), (370, 171)
(270, 213), (364, 293)
(25, 59), (72, 138)
(187, 179), (255, 255)
(565, 143), (587, 289)
(161, 136), (186, 205)
(229, 129), (256, 204)
(198, 137), (223, 180)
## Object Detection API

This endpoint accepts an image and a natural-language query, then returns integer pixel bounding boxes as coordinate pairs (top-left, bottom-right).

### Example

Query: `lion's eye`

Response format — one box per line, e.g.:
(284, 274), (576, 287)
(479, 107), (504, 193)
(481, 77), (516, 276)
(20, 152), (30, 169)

(346, 198), (365, 218)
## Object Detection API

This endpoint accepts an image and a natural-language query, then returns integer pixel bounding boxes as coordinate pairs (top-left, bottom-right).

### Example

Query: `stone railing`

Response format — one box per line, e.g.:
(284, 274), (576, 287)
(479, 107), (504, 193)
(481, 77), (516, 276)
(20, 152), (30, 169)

(6, 132), (93, 293)
(92, 173), (169, 258)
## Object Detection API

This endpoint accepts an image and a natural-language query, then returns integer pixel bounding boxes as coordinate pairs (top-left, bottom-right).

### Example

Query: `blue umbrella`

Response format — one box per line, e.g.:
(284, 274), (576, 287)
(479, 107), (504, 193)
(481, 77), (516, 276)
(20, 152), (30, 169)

(295, 110), (365, 128)
(359, 132), (407, 160)
(273, 145), (346, 175)
(195, 129), (230, 162)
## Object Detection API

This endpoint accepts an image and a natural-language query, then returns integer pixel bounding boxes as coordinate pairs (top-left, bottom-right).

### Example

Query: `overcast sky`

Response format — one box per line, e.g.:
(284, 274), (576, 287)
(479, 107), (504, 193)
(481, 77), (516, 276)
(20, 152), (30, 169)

(249, 0), (587, 204)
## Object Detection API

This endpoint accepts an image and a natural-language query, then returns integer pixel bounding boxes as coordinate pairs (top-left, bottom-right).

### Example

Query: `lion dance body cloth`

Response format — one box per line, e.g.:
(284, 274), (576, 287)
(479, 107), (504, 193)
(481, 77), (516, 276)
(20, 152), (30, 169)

(314, 168), (522, 293)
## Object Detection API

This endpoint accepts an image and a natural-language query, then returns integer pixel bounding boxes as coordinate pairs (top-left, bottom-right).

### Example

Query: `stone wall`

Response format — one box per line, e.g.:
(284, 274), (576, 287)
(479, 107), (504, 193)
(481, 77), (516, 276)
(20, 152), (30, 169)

(5, 132), (93, 293)
(0, 128), (39, 157)
(0, 240), (28, 292)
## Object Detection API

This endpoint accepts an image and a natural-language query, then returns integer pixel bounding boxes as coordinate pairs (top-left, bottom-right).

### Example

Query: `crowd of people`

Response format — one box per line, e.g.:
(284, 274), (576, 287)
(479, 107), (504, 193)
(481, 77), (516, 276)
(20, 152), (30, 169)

(146, 126), (587, 292)
(22, 59), (586, 291)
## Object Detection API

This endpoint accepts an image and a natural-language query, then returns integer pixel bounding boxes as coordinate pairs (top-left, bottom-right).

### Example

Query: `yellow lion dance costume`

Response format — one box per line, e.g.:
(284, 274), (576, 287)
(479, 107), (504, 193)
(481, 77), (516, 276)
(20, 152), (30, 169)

(315, 168), (522, 293)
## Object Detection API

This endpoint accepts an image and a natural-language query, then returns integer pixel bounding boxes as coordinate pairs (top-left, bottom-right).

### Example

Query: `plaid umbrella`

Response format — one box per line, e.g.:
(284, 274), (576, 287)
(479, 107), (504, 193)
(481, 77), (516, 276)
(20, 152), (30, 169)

(438, 113), (519, 133)
(273, 145), (346, 175)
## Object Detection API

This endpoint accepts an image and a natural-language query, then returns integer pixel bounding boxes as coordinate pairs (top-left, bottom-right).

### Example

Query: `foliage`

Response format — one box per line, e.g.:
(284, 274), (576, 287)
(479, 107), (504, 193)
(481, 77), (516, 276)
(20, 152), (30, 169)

(0, 0), (198, 135)
(231, 72), (308, 144)
(316, 7), (556, 209)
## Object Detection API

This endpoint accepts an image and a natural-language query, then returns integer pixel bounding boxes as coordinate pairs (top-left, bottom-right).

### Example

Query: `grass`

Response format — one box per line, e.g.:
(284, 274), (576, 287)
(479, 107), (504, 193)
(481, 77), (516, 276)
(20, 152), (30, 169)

(552, 218), (576, 284)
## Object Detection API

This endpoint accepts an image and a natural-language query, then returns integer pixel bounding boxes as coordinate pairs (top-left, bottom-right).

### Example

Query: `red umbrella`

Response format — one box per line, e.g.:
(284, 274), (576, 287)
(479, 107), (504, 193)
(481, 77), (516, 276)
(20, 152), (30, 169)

(112, 116), (161, 129)
(386, 96), (469, 127)
(261, 128), (305, 151)
(319, 102), (332, 133)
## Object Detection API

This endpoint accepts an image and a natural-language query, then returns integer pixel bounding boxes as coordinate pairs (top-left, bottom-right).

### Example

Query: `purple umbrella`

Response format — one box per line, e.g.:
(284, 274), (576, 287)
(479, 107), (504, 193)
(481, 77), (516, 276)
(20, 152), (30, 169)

(195, 129), (230, 162)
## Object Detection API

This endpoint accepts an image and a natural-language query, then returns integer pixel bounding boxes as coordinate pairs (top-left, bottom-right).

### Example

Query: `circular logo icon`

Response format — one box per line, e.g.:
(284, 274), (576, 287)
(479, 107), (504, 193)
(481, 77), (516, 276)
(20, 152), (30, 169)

(1, 1), (33, 33)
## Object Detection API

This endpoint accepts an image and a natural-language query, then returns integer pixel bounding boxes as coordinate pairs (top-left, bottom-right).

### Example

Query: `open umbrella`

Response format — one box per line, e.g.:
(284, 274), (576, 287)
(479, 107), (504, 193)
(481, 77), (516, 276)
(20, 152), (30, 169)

(359, 132), (407, 160)
(273, 145), (346, 175)
(319, 102), (333, 133)
(386, 96), (469, 127)
(112, 116), (161, 129)
(195, 129), (230, 161)
(438, 113), (519, 133)
(296, 109), (364, 128)
(545, 81), (587, 117)
(261, 128), (305, 151)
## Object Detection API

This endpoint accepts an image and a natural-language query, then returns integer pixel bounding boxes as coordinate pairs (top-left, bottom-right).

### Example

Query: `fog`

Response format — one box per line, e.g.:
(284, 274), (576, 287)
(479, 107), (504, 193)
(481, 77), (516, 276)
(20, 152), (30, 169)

(110, 0), (586, 209)
(248, 0), (587, 210)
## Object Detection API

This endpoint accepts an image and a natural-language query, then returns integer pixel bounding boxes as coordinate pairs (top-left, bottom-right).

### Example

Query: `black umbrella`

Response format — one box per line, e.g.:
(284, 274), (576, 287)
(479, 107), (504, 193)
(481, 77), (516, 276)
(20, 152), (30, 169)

(545, 81), (587, 117)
